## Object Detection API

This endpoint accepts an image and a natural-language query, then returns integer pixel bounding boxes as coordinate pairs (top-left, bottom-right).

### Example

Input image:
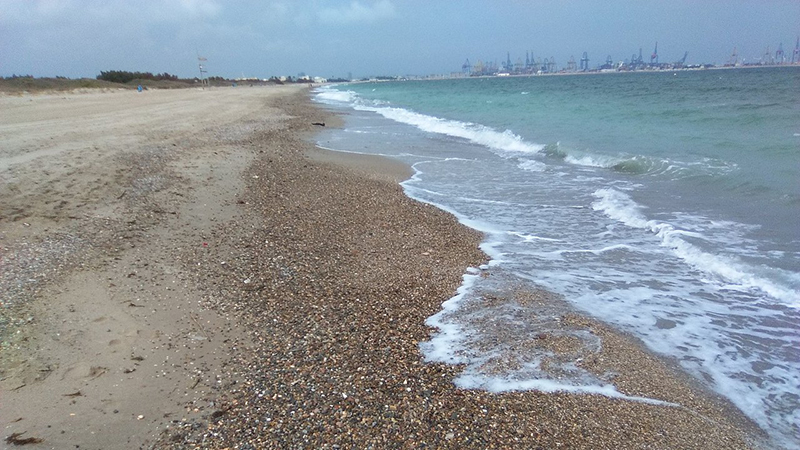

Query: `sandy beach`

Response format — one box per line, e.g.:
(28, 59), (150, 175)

(1, 86), (765, 449)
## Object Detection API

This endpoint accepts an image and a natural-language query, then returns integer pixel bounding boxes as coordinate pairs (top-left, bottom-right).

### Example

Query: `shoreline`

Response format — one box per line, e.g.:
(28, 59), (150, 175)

(307, 142), (760, 424)
(1, 86), (766, 449)
(303, 101), (769, 446)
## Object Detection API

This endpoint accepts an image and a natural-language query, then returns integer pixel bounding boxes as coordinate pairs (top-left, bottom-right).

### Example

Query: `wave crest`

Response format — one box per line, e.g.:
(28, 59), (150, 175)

(592, 188), (799, 307)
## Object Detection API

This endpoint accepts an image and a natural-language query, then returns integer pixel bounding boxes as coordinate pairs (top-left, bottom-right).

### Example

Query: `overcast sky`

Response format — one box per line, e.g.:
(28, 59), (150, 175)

(2, 0), (798, 79)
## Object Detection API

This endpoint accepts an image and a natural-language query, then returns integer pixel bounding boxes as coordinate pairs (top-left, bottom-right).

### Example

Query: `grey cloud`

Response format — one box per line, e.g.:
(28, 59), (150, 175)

(316, 0), (396, 25)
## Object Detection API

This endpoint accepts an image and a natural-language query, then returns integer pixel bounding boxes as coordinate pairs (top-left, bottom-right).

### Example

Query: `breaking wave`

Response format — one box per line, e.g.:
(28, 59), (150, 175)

(316, 87), (736, 180)
(592, 188), (799, 307)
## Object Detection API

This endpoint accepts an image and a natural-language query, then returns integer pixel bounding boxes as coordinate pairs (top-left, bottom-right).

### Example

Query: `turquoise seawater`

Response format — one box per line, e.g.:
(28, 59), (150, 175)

(314, 67), (800, 448)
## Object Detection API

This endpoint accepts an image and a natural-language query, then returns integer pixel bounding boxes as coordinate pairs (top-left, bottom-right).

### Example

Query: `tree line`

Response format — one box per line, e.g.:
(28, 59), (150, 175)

(96, 70), (184, 84)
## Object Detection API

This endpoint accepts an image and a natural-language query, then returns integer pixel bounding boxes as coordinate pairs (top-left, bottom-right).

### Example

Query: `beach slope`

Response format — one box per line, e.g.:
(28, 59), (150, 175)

(1, 86), (762, 449)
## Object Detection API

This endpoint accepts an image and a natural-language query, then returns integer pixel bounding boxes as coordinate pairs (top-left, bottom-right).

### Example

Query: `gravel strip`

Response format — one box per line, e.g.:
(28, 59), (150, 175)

(154, 92), (764, 450)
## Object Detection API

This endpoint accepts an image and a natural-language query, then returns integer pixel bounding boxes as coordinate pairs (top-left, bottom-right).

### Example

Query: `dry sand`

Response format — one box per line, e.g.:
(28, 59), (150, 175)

(1, 85), (305, 448)
(1, 86), (766, 449)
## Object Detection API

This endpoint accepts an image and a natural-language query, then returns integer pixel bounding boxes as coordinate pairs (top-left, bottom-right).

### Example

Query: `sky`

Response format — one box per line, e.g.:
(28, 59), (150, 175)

(2, 0), (799, 79)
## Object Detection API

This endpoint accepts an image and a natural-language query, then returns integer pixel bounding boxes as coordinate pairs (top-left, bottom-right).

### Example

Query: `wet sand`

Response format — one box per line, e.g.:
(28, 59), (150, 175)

(1, 86), (765, 449)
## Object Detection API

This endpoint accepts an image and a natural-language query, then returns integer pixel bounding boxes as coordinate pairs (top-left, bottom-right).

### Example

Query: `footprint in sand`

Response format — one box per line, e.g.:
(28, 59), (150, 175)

(61, 363), (109, 381)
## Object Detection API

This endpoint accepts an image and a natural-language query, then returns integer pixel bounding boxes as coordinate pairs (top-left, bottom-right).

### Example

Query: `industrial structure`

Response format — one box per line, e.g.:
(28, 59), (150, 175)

(726, 47), (739, 67)
(197, 55), (208, 88)
(794, 37), (800, 64)
(457, 38), (800, 77)
(580, 52), (590, 71)
(763, 46), (774, 65)
(650, 42), (659, 65)
(775, 43), (785, 64)
(566, 56), (577, 72)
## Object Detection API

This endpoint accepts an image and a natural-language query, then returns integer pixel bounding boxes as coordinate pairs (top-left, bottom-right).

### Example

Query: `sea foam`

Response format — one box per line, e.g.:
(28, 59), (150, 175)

(315, 88), (358, 104)
(316, 87), (544, 156)
(367, 107), (544, 155)
(592, 188), (799, 307)
(317, 88), (736, 180)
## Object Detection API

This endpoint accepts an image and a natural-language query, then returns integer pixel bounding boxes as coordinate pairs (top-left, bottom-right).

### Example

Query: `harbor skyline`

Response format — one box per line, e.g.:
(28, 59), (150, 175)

(455, 39), (800, 78)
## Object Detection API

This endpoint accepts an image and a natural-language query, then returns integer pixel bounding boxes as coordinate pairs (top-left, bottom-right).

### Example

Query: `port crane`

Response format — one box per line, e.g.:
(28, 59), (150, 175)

(580, 52), (590, 71)
(674, 51), (688, 68)
(599, 55), (614, 70)
(762, 46), (773, 65)
(514, 57), (525, 73)
(566, 56), (577, 72)
(793, 37), (800, 64)
(630, 48), (644, 69)
(727, 47), (738, 66)
(775, 43), (785, 64)
(651, 42), (658, 65)
(462, 59), (472, 75)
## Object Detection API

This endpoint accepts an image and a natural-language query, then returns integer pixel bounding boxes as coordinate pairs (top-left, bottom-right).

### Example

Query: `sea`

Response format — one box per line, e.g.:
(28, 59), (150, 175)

(312, 67), (800, 449)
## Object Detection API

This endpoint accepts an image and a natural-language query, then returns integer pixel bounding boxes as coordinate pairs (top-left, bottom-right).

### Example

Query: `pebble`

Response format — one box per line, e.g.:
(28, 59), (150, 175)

(153, 93), (759, 448)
